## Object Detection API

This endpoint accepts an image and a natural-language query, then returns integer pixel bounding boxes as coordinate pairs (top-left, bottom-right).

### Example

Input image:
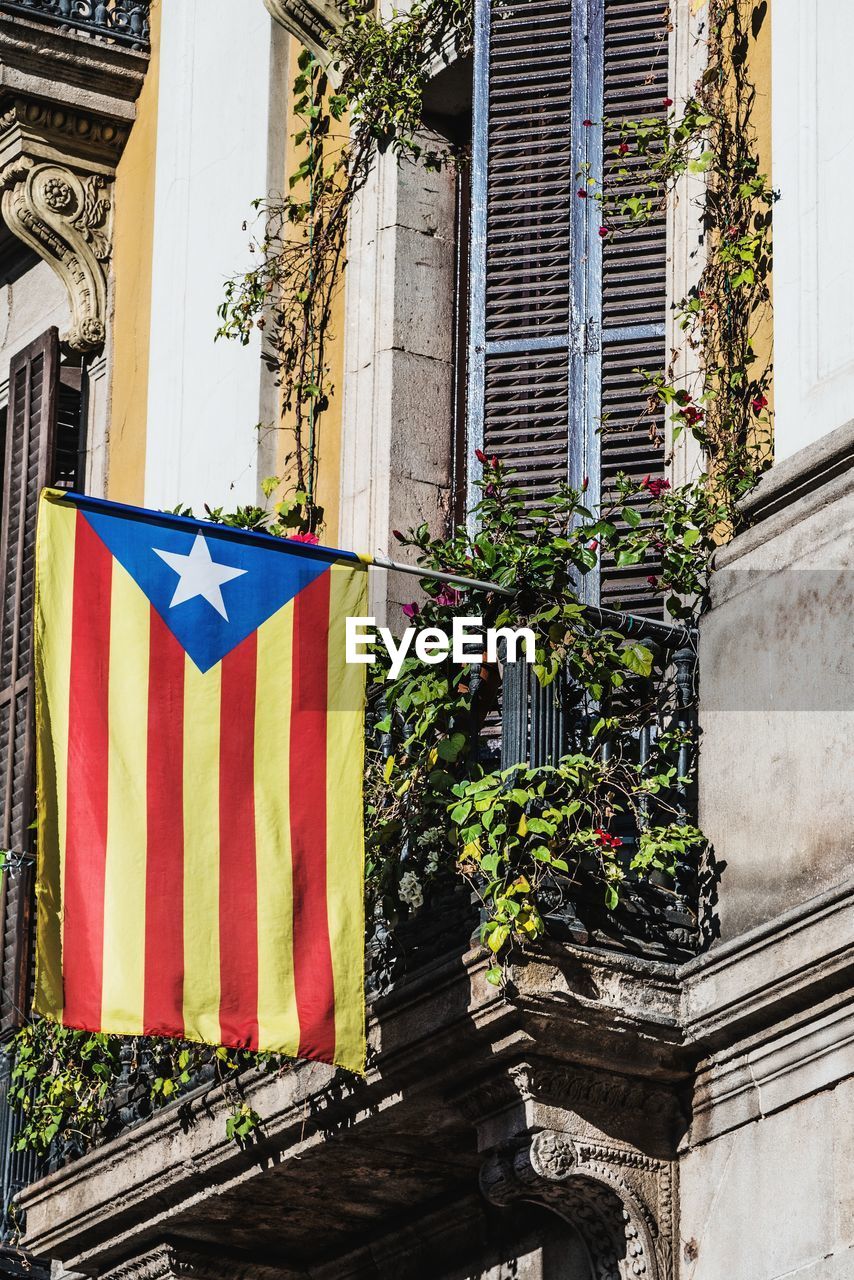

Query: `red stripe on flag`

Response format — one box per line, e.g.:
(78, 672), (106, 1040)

(219, 631), (259, 1050)
(143, 609), (185, 1037)
(63, 513), (112, 1030)
(290, 570), (336, 1063)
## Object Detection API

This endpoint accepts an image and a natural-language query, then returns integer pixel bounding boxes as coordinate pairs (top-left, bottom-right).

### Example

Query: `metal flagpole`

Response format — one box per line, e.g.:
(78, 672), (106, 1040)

(368, 554), (694, 648)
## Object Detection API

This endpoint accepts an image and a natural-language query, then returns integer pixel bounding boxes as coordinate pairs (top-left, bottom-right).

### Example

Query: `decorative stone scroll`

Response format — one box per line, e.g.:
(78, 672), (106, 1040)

(0, 100), (129, 353)
(0, 157), (112, 352)
(480, 1129), (677, 1280)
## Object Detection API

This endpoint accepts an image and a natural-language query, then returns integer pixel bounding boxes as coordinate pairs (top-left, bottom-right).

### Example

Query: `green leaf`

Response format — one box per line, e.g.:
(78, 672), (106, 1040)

(621, 643), (653, 677)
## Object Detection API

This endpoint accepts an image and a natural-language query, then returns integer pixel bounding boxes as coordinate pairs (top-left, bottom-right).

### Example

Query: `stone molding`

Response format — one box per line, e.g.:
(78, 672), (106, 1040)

(262, 0), (347, 63)
(262, 0), (372, 66)
(480, 1129), (676, 1280)
(0, 97), (127, 353)
(100, 1244), (302, 1280)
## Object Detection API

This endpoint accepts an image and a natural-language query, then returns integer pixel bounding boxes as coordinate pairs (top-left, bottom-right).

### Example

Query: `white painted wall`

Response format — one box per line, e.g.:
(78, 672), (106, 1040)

(773, 0), (854, 461)
(144, 1), (286, 513)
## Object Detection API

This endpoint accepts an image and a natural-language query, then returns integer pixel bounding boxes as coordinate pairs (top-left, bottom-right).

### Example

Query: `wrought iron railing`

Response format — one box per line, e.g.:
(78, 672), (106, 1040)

(497, 609), (699, 959)
(0, 0), (150, 49)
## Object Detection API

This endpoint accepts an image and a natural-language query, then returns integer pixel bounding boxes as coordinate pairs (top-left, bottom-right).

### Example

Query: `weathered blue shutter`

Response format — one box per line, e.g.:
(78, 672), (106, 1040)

(467, 0), (667, 615)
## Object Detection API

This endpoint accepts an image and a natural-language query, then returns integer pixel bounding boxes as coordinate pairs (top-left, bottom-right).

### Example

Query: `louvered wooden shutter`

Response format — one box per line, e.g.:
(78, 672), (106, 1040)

(597, 0), (668, 616)
(0, 328), (60, 1033)
(467, 0), (667, 615)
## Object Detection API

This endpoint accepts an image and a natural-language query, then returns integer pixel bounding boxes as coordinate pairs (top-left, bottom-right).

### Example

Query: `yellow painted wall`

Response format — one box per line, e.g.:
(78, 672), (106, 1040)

(107, 0), (161, 503)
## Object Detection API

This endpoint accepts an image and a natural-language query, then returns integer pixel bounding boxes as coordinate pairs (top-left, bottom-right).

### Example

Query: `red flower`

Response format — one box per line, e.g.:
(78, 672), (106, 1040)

(681, 405), (704, 426)
(751, 394), (769, 415)
(392, 529), (405, 542)
(598, 225), (609, 238)
(727, 224), (739, 238)
(641, 476), (671, 498)
(581, 474), (589, 492)
(663, 97), (673, 107)
(577, 188), (588, 199)
(485, 483), (497, 497)
(618, 141), (630, 155)
(647, 574), (659, 588)
(435, 587), (461, 607)
(475, 447), (488, 464)
(594, 828), (623, 850)
(588, 538), (599, 552)
(289, 531), (319, 545)
(582, 118), (594, 127)
(490, 455), (499, 467)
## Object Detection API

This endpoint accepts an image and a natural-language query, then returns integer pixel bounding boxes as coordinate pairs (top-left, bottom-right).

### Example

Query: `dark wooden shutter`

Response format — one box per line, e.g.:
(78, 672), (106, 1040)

(467, 0), (668, 614)
(0, 329), (60, 1033)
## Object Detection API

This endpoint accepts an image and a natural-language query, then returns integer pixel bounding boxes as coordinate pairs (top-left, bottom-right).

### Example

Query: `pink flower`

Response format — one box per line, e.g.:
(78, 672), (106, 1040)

(435, 587), (462, 607)
(402, 602), (420, 619)
(289, 531), (319, 545)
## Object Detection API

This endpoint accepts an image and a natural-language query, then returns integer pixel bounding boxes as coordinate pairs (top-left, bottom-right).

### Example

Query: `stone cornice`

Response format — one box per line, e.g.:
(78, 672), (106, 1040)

(0, 10), (147, 115)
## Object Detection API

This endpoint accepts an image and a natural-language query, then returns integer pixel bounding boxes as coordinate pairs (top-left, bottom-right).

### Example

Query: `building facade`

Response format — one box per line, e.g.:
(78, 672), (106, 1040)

(0, 1), (850, 1278)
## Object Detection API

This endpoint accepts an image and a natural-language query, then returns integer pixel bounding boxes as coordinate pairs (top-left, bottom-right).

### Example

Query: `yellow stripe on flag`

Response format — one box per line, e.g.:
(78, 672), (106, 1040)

(100, 561), (149, 1034)
(326, 562), (369, 1073)
(34, 492), (77, 1021)
(183, 656), (222, 1044)
(254, 600), (300, 1055)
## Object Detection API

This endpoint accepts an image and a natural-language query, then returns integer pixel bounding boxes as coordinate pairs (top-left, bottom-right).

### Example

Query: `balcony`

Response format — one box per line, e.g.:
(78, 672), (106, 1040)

(0, 1), (150, 49)
(0, 606), (699, 1273)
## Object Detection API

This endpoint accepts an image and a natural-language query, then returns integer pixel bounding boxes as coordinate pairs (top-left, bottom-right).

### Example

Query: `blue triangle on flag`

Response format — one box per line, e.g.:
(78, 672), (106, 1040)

(82, 507), (331, 673)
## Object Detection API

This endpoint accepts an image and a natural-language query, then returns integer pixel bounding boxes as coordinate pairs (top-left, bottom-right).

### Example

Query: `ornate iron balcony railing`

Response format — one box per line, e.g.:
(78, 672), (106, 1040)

(0, 0), (150, 49)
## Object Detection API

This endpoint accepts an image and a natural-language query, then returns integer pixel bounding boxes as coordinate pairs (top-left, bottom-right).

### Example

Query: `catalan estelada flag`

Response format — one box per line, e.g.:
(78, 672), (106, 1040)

(34, 489), (368, 1072)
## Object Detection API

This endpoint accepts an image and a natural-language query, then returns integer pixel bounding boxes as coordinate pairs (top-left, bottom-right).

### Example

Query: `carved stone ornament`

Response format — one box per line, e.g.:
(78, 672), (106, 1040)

(263, 0), (368, 65)
(480, 1129), (677, 1280)
(100, 1243), (301, 1280)
(0, 92), (131, 354)
(0, 156), (112, 352)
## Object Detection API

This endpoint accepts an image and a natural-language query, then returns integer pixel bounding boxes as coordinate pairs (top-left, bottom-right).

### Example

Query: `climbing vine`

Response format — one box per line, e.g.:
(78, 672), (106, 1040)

(9, 0), (773, 1162)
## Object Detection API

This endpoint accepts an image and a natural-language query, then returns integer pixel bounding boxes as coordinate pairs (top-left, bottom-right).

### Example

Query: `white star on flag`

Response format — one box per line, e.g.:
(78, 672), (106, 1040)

(154, 533), (247, 621)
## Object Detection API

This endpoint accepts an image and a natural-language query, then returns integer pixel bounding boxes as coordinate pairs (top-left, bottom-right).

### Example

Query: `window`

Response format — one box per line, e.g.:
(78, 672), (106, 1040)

(466, 0), (669, 615)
